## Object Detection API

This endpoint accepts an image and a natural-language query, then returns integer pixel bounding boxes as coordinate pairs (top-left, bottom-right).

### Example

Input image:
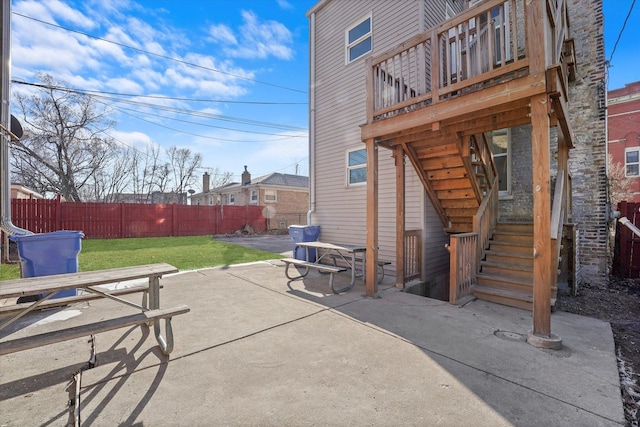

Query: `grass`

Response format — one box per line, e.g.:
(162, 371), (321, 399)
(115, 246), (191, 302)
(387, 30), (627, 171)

(0, 236), (281, 281)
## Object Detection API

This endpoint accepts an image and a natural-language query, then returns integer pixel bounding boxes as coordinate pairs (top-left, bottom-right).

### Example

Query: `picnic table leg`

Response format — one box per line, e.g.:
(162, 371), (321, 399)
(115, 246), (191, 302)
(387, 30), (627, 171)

(284, 262), (310, 280)
(147, 276), (175, 355)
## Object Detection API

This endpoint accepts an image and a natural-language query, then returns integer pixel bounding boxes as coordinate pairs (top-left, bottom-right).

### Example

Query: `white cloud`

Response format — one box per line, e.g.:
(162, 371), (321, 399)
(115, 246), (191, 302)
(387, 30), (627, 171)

(14, 0), (96, 30)
(208, 24), (238, 45)
(276, 0), (294, 10)
(206, 10), (294, 61)
(110, 130), (154, 149)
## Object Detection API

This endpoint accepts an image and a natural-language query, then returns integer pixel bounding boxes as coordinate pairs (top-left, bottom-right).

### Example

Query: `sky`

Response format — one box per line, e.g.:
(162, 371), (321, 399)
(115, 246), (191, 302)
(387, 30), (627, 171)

(8, 0), (638, 191)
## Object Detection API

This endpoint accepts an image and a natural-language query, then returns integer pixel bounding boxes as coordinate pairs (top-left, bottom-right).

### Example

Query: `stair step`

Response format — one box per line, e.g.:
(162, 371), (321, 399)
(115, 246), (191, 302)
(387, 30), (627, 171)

(491, 231), (533, 244)
(471, 285), (533, 311)
(484, 250), (533, 266)
(495, 222), (534, 233)
(487, 241), (533, 255)
(476, 272), (533, 294)
(480, 260), (533, 280)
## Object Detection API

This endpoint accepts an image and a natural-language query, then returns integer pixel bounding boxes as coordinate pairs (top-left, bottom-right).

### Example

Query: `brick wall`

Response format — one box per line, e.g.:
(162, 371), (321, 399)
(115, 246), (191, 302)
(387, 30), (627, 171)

(567, 0), (608, 285)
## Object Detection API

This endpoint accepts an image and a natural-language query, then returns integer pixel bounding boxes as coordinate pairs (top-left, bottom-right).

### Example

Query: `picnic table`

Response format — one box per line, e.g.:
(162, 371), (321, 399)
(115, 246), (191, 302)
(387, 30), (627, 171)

(0, 263), (189, 356)
(282, 242), (366, 294)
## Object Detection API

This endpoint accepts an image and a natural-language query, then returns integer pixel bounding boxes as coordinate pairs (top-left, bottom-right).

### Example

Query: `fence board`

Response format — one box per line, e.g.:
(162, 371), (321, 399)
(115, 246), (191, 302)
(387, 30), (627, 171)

(8, 199), (266, 239)
(613, 201), (640, 278)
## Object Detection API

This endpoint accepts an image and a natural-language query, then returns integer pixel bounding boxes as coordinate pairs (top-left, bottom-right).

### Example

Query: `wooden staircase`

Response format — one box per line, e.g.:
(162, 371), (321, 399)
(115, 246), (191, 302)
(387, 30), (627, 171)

(418, 133), (495, 233)
(472, 222), (557, 310)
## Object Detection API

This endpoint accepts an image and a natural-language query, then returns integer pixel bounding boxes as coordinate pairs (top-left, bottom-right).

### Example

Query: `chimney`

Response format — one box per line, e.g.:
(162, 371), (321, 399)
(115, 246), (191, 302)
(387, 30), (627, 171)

(203, 172), (210, 193)
(242, 165), (251, 185)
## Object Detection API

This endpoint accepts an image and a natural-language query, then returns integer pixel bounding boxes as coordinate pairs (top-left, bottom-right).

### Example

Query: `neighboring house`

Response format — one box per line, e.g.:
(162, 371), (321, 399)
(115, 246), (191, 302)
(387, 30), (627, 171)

(111, 191), (187, 205)
(10, 184), (43, 199)
(307, 0), (605, 343)
(190, 166), (310, 231)
(608, 80), (640, 203)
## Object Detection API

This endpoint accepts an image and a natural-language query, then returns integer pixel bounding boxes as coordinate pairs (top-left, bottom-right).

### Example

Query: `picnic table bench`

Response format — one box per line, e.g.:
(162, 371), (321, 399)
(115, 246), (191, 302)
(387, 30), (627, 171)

(0, 263), (189, 356)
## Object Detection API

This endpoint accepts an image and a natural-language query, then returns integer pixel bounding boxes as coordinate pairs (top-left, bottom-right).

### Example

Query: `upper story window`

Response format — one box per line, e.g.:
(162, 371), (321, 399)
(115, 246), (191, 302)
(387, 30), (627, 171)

(265, 190), (277, 202)
(229, 193), (235, 205)
(347, 148), (367, 186)
(626, 148), (640, 177)
(489, 128), (511, 196)
(346, 14), (372, 64)
(250, 190), (258, 204)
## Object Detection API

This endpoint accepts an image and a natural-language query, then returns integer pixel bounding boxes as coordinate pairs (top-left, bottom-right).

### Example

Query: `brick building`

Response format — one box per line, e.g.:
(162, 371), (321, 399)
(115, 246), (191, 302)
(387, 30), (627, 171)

(190, 166), (309, 231)
(608, 80), (640, 203)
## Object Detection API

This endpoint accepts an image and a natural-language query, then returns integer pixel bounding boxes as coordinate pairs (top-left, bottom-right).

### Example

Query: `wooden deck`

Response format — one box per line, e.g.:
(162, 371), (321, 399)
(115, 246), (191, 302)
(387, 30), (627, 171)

(360, 0), (575, 341)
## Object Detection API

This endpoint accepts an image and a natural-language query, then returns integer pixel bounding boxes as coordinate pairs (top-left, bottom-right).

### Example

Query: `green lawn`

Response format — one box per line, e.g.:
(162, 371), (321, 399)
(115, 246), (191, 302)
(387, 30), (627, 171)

(0, 236), (281, 281)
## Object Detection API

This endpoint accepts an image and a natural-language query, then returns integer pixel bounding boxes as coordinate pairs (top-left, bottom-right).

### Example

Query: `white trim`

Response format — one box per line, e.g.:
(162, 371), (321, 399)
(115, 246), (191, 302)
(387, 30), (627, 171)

(346, 147), (367, 187)
(345, 13), (372, 64)
(625, 147), (640, 177)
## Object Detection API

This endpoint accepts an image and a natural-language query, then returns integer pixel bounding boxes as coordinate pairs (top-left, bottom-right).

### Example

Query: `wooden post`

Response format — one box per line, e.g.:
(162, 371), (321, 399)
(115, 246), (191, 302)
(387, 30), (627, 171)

(365, 138), (379, 297)
(530, 93), (553, 339)
(394, 146), (405, 289)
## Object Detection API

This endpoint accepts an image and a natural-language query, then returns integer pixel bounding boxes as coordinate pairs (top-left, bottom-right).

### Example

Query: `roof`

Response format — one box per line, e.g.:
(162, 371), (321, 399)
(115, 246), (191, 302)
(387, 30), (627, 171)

(209, 173), (308, 193)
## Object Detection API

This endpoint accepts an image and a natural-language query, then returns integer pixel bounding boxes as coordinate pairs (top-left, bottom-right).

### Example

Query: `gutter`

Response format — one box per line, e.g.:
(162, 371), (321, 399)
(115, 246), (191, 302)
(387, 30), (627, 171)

(306, 10), (316, 225)
(1, 0), (31, 237)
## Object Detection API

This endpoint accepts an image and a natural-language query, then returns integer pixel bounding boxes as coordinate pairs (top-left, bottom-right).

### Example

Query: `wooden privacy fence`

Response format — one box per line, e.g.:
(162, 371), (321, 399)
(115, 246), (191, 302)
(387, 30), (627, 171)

(9, 198), (267, 239)
(613, 201), (640, 279)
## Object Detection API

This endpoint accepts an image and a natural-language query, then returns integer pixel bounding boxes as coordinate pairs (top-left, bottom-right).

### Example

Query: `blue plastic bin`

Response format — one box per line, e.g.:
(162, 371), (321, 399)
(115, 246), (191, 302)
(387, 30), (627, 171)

(10, 230), (84, 299)
(289, 225), (320, 261)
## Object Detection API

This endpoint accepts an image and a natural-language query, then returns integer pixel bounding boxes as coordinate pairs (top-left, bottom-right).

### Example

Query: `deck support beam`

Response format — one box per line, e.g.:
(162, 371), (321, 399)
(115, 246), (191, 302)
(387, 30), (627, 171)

(528, 93), (562, 349)
(365, 138), (379, 297)
(394, 146), (405, 289)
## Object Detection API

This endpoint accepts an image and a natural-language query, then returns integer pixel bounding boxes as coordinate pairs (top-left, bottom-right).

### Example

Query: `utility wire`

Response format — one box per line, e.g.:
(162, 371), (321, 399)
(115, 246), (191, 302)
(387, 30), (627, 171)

(12, 12), (307, 95)
(13, 79), (308, 133)
(608, 0), (636, 64)
(12, 79), (306, 105)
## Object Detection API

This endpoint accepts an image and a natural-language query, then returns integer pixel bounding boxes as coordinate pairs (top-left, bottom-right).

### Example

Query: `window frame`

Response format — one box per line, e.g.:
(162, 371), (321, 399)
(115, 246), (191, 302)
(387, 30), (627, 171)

(345, 13), (372, 64)
(228, 193), (235, 205)
(625, 147), (640, 177)
(250, 190), (258, 204)
(489, 128), (512, 197)
(264, 189), (277, 203)
(346, 147), (367, 187)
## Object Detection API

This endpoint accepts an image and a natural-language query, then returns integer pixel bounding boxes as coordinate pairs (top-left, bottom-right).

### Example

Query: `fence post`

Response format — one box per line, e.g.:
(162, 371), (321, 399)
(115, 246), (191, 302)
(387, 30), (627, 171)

(172, 203), (178, 237)
(120, 202), (126, 238)
(55, 194), (62, 231)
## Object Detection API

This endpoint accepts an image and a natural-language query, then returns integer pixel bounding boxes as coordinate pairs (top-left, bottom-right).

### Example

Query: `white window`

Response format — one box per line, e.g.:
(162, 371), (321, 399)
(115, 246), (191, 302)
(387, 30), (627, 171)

(626, 148), (640, 177)
(489, 128), (511, 196)
(250, 190), (258, 203)
(347, 148), (367, 186)
(265, 190), (277, 202)
(229, 193), (235, 205)
(346, 14), (372, 64)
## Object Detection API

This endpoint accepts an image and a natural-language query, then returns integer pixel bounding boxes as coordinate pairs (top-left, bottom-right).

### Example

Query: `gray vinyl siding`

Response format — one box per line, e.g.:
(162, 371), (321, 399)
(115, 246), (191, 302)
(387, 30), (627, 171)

(310, 0), (449, 280)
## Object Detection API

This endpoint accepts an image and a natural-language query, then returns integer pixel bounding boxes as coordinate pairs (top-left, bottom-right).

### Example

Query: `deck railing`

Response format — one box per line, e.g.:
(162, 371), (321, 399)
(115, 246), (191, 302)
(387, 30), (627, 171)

(367, 0), (529, 122)
(448, 232), (477, 304)
(404, 229), (423, 282)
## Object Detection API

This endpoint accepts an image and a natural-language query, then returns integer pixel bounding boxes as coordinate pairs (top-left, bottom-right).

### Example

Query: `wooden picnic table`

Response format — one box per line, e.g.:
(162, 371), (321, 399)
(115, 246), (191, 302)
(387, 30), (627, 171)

(0, 263), (189, 356)
(282, 242), (366, 293)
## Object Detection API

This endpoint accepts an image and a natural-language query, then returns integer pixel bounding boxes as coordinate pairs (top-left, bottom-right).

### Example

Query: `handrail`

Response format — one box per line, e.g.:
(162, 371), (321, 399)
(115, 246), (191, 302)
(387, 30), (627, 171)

(368, 0), (530, 120)
(474, 175), (499, 261)
(550, 170), (565, 240)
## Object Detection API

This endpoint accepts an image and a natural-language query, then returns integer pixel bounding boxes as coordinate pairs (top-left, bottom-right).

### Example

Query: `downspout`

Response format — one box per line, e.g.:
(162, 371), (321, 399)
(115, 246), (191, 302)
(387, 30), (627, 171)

(1, 0), (31, 237)
(306, 11), (316, 225)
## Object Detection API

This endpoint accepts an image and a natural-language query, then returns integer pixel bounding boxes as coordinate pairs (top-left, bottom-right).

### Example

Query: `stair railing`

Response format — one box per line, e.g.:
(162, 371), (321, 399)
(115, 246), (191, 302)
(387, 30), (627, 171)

(550, 169), (566, 289)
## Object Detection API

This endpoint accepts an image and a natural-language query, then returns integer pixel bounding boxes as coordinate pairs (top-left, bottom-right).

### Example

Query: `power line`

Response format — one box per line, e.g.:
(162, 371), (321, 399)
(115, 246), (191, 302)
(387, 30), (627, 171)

(12, 79), (308, 133)
(12, 11), (308, 95)
(608, 0), (636, 64)
(12, 79), (307, 105)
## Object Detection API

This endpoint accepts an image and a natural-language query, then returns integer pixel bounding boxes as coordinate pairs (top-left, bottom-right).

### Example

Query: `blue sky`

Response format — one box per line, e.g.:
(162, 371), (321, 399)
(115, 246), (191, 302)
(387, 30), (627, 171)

(603, 0), (639, 90)
(9, 0), (637, 190)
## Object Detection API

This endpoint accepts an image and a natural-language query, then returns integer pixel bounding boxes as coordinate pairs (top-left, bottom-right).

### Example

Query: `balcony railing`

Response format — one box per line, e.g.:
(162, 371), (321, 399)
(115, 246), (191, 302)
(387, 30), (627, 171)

(366, 0), (536, 122)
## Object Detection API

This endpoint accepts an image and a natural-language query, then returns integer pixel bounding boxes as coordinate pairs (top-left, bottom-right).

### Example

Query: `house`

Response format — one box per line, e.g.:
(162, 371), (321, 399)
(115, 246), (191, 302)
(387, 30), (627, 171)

(307, 0), (606, 346)
(190, 166), (310, 231)
(10, 183), (43, 199)
(608, 80), (640, 203)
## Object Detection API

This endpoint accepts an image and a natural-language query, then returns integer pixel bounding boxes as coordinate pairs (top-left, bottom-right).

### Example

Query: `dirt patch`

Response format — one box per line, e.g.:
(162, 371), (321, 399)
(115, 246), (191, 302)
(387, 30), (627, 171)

(555, 278), (640, 426)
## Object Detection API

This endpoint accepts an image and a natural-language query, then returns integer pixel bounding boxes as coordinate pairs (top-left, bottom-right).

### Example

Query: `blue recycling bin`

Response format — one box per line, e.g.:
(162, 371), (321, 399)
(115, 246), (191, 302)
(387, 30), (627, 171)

(10, 230), (84, 299)
(289, 225), (320, 261)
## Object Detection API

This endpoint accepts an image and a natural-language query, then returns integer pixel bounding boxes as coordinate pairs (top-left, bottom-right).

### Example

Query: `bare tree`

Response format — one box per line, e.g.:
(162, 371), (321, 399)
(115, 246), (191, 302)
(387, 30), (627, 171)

(608, 154), (633, 207)
(11, 74), (117, 202)
(166, 146), (202, 196)
(209, 167), (234, 189)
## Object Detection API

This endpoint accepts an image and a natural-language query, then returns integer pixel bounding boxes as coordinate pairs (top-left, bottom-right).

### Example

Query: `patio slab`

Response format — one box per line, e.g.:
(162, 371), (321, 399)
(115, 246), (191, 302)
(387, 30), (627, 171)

(0, 261), (625, 426)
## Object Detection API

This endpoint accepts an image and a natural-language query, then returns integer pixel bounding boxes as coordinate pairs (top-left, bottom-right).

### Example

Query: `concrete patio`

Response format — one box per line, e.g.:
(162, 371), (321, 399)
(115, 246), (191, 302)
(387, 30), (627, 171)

(0, 260), (625, 426)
